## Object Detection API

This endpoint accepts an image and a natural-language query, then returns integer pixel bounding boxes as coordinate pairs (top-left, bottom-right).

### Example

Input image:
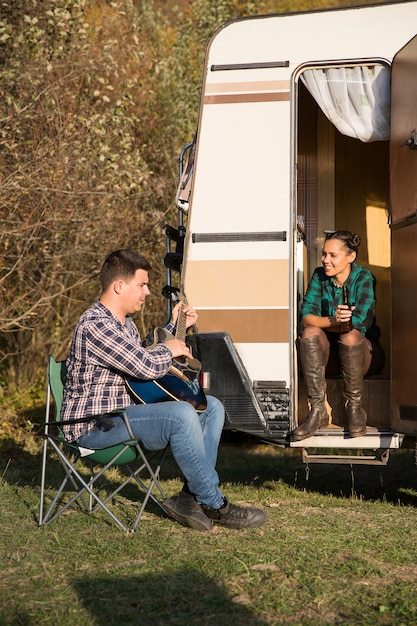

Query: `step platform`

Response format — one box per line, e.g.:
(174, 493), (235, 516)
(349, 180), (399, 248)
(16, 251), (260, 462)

(290, 425), (403, 449)
(290, 425), (403, 465)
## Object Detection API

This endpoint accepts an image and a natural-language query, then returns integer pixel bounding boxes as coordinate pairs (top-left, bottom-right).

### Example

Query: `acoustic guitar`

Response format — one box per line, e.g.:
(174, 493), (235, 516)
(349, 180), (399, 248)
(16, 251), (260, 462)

(126, 294), (207, 412)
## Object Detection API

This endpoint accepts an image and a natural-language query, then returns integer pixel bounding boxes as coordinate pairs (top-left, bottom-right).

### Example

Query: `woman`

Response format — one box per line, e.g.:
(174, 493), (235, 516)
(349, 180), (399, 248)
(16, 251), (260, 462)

(292, 230), (384, 441)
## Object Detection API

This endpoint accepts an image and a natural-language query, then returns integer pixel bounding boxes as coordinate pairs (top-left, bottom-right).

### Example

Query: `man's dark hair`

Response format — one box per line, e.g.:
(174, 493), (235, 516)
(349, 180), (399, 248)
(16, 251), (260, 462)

(100, 249), (152, 292)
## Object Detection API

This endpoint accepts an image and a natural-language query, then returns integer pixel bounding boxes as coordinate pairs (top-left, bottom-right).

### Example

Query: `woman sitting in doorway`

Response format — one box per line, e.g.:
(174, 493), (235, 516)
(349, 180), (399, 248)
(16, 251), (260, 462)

(293, 230), (385, 441)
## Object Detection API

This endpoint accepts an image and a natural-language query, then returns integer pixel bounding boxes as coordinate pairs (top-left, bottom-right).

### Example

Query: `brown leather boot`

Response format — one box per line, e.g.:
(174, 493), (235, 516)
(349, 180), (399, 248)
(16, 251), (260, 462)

(338, 341), (367, 437)
(292, 335), (329, 441)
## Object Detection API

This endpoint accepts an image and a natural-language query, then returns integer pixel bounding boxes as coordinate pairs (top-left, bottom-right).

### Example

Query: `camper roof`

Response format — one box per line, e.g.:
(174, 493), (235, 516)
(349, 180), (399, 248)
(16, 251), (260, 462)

(206, 2), (417, 72)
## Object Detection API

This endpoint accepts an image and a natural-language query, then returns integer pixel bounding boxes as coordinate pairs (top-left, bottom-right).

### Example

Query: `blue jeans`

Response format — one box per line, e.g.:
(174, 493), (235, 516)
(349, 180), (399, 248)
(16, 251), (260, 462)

(77, 395), (225, 509)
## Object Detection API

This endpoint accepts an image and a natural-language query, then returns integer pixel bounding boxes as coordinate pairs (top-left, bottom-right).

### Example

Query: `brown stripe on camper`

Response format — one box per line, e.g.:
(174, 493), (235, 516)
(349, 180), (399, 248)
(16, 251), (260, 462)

(203, 79), (290, 105)
(195, 309), (288, 343)
(184, 259), (289, 307)
(204, 92), (289, 104)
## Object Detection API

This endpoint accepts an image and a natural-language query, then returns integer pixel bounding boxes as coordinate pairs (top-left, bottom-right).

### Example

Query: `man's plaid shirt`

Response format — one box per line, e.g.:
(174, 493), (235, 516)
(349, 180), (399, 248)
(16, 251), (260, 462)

(300, 262), (376, 336)
(61, 300), (174, 443)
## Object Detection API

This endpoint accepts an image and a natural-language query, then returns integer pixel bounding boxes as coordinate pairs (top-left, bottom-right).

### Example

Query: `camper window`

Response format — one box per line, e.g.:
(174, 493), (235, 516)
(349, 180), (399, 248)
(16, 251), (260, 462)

(301, 64), (390, 143)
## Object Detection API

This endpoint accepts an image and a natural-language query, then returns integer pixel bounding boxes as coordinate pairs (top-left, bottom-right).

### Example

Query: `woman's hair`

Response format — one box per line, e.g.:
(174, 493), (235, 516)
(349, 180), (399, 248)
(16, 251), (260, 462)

(325, 230), (361, 255)
(100, 249), (152, 292)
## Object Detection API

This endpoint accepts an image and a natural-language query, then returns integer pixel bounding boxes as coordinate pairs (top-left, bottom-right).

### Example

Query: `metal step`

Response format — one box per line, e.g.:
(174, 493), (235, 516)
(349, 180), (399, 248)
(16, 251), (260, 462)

(290, 427), (403, 465)
(290, 427), (403, 450)
(300, 448), (392, 466)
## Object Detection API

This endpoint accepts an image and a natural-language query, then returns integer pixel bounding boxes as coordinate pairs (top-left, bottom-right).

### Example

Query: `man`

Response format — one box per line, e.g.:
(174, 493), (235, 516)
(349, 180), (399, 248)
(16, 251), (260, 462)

(61, 249), (266, 531)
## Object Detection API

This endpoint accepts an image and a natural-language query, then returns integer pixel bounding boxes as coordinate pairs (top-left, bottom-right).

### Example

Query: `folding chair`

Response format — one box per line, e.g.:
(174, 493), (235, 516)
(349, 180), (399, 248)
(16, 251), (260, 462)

(39, 355), (169, 532)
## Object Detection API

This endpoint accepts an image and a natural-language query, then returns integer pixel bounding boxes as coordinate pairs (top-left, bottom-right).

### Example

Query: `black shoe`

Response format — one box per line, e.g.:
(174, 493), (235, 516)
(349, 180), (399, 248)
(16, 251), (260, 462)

(163, 491), (213, 532)
(201, 498), (266, 529)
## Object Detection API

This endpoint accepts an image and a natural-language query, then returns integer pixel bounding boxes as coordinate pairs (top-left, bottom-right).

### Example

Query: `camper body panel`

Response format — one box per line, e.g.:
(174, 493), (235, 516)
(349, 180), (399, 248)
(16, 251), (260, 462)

(183, 87), (292, 384)
(178, 2), (417, 448)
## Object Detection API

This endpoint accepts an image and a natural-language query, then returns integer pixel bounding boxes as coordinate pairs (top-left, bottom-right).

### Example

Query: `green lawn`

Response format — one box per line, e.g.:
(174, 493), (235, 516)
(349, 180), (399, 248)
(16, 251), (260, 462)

(1, 435), (417, 625)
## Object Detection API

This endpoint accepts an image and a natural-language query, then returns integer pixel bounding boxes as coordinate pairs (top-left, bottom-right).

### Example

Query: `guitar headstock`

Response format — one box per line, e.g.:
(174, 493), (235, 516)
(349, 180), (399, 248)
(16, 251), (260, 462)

(162, 285), (184, 304)
(167, 287), (188, 306)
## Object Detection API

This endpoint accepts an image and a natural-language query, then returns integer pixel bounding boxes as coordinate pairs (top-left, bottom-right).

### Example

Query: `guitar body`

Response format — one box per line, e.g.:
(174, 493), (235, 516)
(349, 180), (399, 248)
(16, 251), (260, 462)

(126, 370), (207, 412)
(146, 326), (203, 372)
(126, 312), (207, 412)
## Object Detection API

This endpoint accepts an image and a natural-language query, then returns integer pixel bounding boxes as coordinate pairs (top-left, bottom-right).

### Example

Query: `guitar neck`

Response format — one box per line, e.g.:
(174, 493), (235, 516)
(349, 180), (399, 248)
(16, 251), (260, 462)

(175, 301), (187, 342)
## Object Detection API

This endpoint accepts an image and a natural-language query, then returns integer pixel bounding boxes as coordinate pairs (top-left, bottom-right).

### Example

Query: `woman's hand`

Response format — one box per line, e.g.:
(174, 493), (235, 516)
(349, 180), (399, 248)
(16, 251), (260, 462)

(335, 304), (355, 325)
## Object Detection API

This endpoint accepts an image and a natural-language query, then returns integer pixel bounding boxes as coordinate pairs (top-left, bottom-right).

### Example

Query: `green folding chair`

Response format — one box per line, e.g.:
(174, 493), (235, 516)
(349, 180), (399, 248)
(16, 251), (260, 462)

(39, 355), (169, 532)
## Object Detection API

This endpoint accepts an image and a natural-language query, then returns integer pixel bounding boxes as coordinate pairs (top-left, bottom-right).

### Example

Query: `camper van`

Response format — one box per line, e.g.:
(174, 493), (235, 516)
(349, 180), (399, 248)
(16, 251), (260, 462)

(164, 1), (417, 465)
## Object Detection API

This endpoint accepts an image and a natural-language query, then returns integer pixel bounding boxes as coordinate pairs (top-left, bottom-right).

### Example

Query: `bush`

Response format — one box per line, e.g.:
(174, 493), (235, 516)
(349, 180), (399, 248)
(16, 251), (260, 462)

(0, 0), (182, 393)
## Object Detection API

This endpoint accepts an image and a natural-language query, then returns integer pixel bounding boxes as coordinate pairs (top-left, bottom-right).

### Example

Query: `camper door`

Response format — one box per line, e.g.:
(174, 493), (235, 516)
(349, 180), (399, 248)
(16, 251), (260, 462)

(390, 35), (417, 435)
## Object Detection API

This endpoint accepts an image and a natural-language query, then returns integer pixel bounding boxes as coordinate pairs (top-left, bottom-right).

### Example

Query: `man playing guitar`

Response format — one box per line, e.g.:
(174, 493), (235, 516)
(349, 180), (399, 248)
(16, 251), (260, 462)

(61, 249), (266, 531)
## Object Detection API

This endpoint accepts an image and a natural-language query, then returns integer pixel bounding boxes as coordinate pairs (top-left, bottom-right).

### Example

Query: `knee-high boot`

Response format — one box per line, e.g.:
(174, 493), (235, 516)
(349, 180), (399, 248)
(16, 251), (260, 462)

(292, 335), (329, 441)
(338, 341), (367, 437)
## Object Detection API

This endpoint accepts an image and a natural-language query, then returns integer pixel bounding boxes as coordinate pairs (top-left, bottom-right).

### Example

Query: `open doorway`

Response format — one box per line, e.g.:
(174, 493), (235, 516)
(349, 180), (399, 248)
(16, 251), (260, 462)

(295, 62), (391, 430)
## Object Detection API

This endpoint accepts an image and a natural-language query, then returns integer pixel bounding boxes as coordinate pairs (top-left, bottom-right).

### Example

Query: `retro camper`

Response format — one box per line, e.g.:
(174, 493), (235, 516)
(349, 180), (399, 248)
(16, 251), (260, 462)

(165, 1), (417, 465)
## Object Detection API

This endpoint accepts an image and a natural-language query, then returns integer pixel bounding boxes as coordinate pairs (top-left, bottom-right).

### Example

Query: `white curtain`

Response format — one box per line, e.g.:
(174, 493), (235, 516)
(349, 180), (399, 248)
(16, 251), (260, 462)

(301, 65), (391, 142)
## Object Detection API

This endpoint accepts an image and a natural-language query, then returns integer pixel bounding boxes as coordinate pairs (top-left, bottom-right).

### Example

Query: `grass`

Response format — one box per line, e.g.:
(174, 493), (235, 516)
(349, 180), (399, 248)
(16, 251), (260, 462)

(2, 433), (417, 625)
